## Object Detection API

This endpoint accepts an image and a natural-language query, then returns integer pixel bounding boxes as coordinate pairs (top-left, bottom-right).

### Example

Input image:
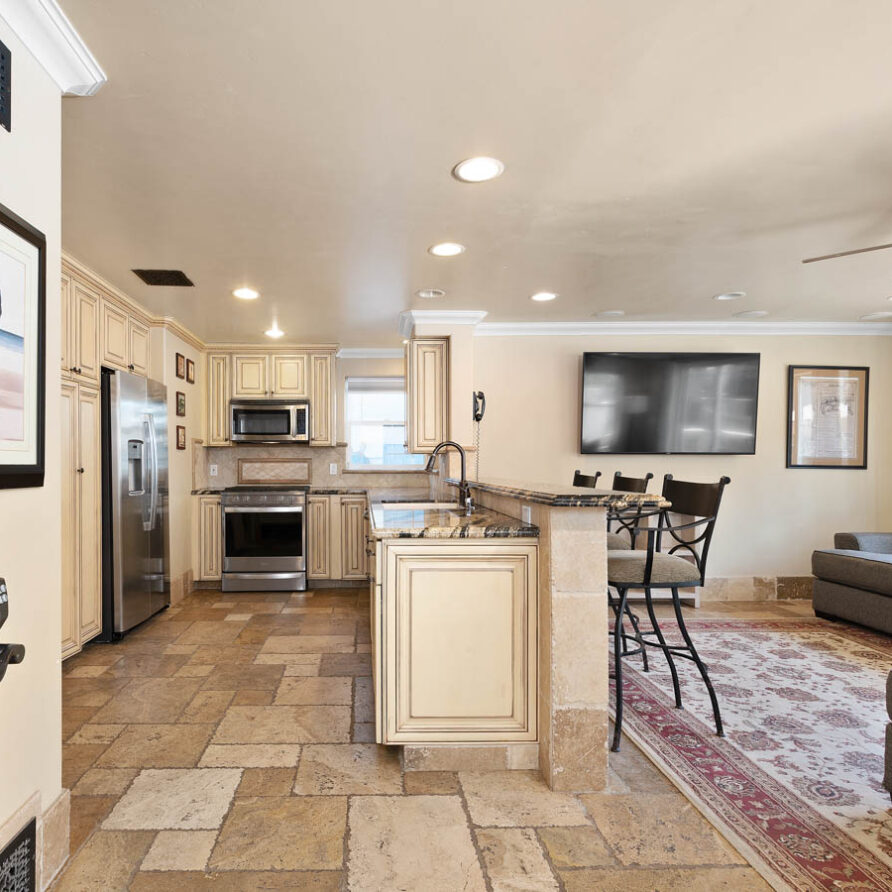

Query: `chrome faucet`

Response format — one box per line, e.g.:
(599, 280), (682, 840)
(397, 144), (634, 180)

(425, 440), (474, 515)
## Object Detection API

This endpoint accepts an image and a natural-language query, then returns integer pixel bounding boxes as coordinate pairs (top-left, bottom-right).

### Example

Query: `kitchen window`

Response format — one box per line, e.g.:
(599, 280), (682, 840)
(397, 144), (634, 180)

(345, 377), (426, 469)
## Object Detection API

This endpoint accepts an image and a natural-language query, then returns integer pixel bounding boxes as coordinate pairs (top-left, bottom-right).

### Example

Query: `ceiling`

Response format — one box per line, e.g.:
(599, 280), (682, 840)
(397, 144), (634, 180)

(59, 0), (892, 346)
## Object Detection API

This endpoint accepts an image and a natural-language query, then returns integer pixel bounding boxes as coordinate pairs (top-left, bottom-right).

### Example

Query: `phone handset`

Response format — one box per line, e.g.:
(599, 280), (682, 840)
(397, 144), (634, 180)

(472, 391), (486, 423)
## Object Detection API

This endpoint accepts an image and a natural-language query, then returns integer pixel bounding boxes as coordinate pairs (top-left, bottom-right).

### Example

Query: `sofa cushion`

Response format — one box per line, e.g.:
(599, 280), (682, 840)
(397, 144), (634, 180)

(812, 549), (892, 598)
(608, 551), (699, 586)
(834, 532), (892, 554)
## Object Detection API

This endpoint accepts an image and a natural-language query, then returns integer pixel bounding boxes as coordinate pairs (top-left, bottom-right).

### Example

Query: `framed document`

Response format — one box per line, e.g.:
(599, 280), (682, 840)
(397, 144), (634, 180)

(787, 366), (868, 469)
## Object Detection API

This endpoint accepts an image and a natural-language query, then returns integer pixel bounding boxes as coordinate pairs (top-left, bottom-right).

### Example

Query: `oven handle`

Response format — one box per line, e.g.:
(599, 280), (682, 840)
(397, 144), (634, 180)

(223, 506), (304, 514)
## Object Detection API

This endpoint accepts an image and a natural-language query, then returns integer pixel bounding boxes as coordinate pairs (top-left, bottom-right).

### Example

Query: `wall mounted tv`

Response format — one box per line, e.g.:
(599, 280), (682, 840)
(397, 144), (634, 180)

(581, 352), (760, 455)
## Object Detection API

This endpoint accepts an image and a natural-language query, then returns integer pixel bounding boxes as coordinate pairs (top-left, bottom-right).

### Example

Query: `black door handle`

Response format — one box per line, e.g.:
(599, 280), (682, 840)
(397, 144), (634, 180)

(0, 643), (25, 683)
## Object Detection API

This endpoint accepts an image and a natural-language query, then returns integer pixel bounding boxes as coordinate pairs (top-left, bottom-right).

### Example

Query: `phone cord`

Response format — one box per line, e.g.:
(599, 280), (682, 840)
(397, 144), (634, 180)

(473, 419), (481, 480)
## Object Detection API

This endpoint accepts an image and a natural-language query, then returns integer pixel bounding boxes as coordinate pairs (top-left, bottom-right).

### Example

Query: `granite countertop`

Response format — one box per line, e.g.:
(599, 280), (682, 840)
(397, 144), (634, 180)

(443, 476), (670, 509)
(369, 499), (539, 540)
(190, 486), (435, 500)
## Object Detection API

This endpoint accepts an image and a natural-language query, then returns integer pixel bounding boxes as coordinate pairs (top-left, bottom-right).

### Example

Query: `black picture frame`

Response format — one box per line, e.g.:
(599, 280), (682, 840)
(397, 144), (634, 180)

(186, 358), (195, 384)
(176, 425), (186, 450)
(176, 391), (186, 417)
(175, 353), (185, 379)
(786, 365), (869, 469)
(0, 200), (46, 489)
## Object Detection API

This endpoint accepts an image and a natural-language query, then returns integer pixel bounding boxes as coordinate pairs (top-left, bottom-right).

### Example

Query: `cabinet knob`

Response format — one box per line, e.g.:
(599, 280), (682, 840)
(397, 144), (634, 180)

(128, 364), (134, 371)
(76, 467), (85, 474)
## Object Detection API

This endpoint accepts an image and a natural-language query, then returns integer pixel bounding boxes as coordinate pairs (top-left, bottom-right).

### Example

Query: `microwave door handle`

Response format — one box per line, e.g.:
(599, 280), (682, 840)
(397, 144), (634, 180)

(144, 413), (159, 531)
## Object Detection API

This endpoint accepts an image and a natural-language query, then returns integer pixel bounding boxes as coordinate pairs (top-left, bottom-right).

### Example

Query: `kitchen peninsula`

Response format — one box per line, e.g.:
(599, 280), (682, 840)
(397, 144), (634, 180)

(369, 478), (667, 793)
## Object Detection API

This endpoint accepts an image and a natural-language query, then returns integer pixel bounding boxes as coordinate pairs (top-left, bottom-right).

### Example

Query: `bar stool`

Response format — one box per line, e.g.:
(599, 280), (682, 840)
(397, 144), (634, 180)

(573, 469), (601, 488)
(608, 474), (730, 752)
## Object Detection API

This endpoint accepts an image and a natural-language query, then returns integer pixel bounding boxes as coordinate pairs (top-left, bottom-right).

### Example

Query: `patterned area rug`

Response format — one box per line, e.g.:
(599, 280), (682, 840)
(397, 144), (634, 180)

(611, 618), (892, 891)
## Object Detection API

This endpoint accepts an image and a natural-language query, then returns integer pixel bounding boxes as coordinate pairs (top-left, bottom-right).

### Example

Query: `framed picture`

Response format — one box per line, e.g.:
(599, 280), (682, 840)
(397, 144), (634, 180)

(787, 366), (869, 469)
(176, 425), (186, 450)
(175, 353), (185, 379)
(176, 391), (186, 417)
(0, 201), (46, 489)
(186, 358), (195, 384)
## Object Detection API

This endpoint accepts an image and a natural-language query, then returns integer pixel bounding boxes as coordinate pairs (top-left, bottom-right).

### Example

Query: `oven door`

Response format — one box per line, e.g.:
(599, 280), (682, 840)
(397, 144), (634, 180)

(223, 506), (305, 573)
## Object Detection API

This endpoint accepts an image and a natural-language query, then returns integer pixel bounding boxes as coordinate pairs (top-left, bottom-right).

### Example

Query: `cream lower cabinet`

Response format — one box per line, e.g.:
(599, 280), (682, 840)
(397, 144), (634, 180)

(61, 381), (102, 658)
(198, 495), (222, 580)
(374, 540), (538, 744)
(307, 494), (369, 581)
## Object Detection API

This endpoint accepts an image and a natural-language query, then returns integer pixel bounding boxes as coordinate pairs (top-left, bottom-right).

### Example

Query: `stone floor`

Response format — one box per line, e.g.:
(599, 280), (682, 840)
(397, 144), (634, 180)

(53, 589), (811, 890)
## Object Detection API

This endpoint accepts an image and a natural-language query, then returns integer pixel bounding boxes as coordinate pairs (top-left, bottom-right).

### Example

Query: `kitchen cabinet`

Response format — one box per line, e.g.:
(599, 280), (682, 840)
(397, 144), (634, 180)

(310, 352), (333, 446)
(340, 496), (368, 579)
(207, 353), (231, 446)
(232, 354), (269, 397)
(272, 354), (309, 397)
(307, 495), (333, 578)
(307, 493), (368, 581)
(128, 317), (150, 375)
(101, 297), (151, 376)
(373, 540), (537, 743)
(406, 337), (448, 453)
(199, 495), (222, 580)
(61, 381), (102, 658)
(61, 277), (100, 384)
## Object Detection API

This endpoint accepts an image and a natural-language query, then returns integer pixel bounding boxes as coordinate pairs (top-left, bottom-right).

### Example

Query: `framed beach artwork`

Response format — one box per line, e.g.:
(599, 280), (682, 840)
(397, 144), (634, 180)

(0, 202), (46, 489)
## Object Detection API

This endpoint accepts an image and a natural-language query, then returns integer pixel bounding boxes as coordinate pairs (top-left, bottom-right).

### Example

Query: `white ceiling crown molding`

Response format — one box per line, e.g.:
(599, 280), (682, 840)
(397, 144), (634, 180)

(398, 309), (488, 338)
(474, 320), (892, 337)
(2, 0), (106, 95)
(337, 347), (405, 359)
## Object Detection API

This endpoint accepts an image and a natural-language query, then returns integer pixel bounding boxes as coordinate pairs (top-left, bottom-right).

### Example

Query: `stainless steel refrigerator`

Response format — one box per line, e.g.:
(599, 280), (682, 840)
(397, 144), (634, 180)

(100, 368), (170, 637)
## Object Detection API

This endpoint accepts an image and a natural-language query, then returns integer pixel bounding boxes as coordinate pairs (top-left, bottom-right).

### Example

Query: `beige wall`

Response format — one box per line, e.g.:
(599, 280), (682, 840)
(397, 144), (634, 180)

(0, 16), (64, 846)
(473, 333), (892, 577)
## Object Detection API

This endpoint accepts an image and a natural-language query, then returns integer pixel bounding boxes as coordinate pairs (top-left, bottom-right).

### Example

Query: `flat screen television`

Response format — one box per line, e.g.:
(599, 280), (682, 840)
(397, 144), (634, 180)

(581, 352), (760, 455)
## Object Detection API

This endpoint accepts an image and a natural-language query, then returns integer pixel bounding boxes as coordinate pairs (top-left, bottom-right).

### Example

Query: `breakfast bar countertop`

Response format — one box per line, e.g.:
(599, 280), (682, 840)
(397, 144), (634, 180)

(369, 500), (540, 540)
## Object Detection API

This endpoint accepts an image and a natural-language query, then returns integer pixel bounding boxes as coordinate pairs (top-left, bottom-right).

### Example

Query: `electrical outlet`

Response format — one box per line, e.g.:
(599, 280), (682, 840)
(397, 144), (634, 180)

(521, 505), (531, 524)
(329, 462), (338, 476)
(209, 464), (218, 477)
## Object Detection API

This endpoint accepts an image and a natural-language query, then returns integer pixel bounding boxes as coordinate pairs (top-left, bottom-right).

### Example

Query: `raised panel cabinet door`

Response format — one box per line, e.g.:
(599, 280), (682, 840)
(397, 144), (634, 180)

(310, 353), (333, 446)
(340, 497), (368, 579)
(207, 353), (231, 446)
(232, 354), (269, 397)
(307, 495), (331, 579)
(272, 354), (309, 397)
(74, 281), (101, 383)
(77, 385), (103, 643)
(199, 496), (222, 580)
(383, 542), (538, 743)
(128, 317), (150, 375)
(101, 299), (130, 371)
(60, 380), (80, 658)
(407, 338), (448, 453)
(61, 273), (73, 376)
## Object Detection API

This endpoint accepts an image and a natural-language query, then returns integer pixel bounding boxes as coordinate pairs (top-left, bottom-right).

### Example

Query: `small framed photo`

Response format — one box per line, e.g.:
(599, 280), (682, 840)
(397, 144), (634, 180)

(176, 425), (186, 450)
(175, 353), (186, 379)
(176, 391), (186, 417)
(787, 365), (869, 469)
(186, 358), (195, 384)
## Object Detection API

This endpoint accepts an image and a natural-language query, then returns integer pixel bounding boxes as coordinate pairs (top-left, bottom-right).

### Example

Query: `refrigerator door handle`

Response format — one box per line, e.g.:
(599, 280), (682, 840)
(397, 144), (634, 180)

(144, 413), (159, 532)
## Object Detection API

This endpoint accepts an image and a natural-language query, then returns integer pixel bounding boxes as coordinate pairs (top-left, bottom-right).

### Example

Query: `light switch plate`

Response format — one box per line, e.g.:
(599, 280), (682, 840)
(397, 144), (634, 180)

(329, 462), (338, 475)
(209, 464), (218, 477)
(521, 505), (531, 524)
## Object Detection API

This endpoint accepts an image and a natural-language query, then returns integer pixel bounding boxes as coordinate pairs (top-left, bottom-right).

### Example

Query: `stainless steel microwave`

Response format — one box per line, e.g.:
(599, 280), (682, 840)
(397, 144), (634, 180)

(230, 400), (310, 443)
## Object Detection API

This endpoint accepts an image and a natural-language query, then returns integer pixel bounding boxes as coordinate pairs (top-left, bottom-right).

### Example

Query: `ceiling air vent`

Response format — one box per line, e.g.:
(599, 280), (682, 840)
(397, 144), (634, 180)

(132, 269), (194, 287)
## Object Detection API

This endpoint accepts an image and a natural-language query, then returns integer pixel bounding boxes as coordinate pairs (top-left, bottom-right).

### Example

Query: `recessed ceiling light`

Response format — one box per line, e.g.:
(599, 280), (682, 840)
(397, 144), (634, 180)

(595, 309), (625, 317)
(733, 310), (769, 318)
(429, 242), (465, 257)
(531, 292), (558, 302)
(233, 287), (259, 300)
(860, 311), (892, 320)
(714, 291), (745, 301)
(416, 289), (446, 299)
(452, 157), (505, 183)
(265, 323), (284, 338)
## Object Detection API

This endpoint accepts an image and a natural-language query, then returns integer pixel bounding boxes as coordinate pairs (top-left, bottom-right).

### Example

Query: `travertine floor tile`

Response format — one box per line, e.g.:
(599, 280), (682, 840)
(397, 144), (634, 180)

(537, 825), (616, 868)
(72, 767), (138, 796)
(208, 796), (347, 870)
(95, 723), (215, 768)
(188, 644), (260, 664)
(260, 635), (354, 653)
(559, 866), (772, 891)
(476, 827), (559, 891)
(404, 771), (460, 795)
(253, 652), (321, 669)
(199, 744), (301, 768)
(62, 706), (101, 738)
(129, 871), (342, 891)
(200, 664), (284, 691)
(62, 744), (108, 788)
(65, 665), (108, 678)
(275, 676), (352, 705)
(67, 796), (117, 854)
(174, 663), (214, 678)
(67, 724), (125, 745)
(460, 771), (589, 827)
(351, 722), (376, 743)
(608, 745), (678, 793)
(353, 676), (374, 723)
(90, 677), (204, 724)
(102, 768), (241, 830)
(319, 654), (371, 676)
(578, 793), (746, 866)
(104, 654), (191, 678)
(140, 830), (217, 871)
(346, 795), (486, 892)
(52, 830), (154, 891)
(178, 689), (235, 724)
(175, 621), (246, 646)
(236, 767), (296, 797)
(294, 744), (402, 795)
(231, 689), (274, 706)
(213, 705), (350, 743)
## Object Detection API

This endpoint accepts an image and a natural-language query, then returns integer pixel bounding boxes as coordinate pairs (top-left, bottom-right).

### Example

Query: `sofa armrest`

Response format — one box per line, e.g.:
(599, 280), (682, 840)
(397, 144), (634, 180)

(834, 532), (892, 553)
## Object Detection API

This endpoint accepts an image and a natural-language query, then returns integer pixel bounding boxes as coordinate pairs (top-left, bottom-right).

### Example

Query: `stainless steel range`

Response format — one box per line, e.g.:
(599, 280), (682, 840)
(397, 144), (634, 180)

(221, 486), (307, 592)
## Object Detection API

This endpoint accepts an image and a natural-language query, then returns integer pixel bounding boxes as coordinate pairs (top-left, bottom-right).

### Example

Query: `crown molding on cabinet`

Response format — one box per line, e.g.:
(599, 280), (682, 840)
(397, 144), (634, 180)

(203, 343), (339, 353)
(337, 347), (405, 359)
(473, 320), (892, 337)
(2, 0), (106, 95)
(398, 309), (489, 337)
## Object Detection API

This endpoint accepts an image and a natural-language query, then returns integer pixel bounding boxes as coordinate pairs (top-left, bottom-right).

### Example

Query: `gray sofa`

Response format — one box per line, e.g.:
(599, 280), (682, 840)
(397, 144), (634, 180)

(812, 532), (892, 635)
(886, 672), (892, 800)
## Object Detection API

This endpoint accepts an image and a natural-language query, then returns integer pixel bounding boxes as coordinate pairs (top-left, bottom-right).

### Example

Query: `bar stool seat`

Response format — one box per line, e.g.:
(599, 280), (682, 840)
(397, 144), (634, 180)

(606, 531), (632, 551)
(607, 551), (698, 585)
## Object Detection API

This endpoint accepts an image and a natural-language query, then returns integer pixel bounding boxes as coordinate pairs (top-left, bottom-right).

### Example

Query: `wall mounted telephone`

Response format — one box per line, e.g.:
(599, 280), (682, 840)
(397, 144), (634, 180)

(473, 391), (486, 423)
(0, 578), (26, 684)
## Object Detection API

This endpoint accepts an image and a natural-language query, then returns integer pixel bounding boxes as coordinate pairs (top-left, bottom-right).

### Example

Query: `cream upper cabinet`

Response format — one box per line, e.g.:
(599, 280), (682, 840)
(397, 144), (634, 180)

(60, 380), (80, 658)
(199, 495), (222, 580)
(207, 353), (231, 446)
(272, 354), (309, 397)
(233, 354), (269, 397)
(307, 495), (332, 579)
(340, 497), (368, 580)
(77, 386), (102, 641)
(407, 337), (448, 453)
(377, 540), (537, 744)
(128, 317), (150, 375)
(101, 299), (130, 371)
(73, 281), (100, 383)
(61, 273), (73, 374)
(310, 352), (333, 446)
